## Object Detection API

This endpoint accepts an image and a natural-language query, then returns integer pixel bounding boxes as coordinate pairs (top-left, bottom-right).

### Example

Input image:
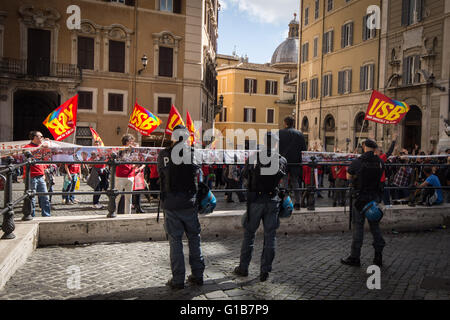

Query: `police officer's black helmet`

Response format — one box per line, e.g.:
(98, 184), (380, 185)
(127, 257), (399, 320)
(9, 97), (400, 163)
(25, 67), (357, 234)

(172, 125), (190, 142)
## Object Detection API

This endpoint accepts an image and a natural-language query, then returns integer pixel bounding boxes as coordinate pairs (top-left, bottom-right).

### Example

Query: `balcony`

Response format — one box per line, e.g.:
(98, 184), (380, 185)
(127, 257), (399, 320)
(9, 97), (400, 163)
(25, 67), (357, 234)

(0, 57), (81, 80)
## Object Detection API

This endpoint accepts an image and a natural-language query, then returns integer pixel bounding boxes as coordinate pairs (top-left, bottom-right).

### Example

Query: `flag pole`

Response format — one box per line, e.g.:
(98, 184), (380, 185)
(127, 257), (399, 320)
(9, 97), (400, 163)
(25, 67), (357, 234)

(161, 132), (166, 147)
(357, 119), (367, 150)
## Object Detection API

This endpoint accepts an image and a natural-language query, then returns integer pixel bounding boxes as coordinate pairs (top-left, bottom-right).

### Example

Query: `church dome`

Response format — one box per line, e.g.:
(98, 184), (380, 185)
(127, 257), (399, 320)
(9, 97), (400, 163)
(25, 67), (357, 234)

(271, 14), (299, 65)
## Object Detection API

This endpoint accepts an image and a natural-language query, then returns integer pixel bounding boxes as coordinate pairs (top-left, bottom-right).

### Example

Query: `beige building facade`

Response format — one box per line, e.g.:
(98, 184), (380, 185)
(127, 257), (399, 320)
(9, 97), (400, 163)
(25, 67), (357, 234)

(215, 54), (287, 149)
(0, 0), (219, 146)
(379, 0), (450, 153)
(296, 0), (382, 152)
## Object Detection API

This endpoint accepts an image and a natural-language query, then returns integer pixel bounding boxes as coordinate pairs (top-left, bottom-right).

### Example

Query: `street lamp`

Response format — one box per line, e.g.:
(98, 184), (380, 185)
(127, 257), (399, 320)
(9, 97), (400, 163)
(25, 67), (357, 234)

(138, 54), (148, 75)
(213, 94), (224, 116)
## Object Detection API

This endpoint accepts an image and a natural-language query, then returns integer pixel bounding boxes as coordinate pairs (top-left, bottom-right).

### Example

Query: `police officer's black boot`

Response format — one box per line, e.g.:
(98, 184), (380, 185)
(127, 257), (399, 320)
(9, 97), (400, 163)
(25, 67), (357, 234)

(187, 274), (204, 286)
(233, 266), (248, 277)
(260, 272), (269, 282)
(340, 256), (361, 267)
(373, 252), (382, 267)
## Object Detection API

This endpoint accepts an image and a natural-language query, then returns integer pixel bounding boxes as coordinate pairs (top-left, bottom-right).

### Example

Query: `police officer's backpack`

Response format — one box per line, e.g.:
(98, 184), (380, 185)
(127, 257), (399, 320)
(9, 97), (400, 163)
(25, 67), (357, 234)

(197, 182), (216, 215)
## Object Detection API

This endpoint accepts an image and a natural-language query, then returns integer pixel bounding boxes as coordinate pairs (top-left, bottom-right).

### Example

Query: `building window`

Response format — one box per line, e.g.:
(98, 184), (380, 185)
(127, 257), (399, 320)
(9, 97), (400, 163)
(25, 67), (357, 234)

(338, 69), (352, 94)
(313, 37), (319, 57)
(304, 7), (309, 26)
(403, 55), (421, 85)
(360, 64), (375, 91)
(244, 107), (256, 122)
(310, 78), (319, 99)
(108, 93), (124, 112)
(265, 80), (278, 95)
(315, 0), (320, 19)
(301, 42), (309, 63)
(362, 15), (377, 41)
(300, 81), (308, 101)
(219, 107), (227, 122)
(323, 30), (334, 54)
(77, 36), (94, 70)
(75, 126), (93, 146)
(267, 109), (274, 124)
(157, 97), (172, 114)
(78, 91), (93, 110)
(341, 22), (353, 48)
(109, 40), (125, 73)
(302, 116), (309, 132)
(159, 46), (173, 77)
(160, 0), (181, 13)
(402, 0), (423, 26)
(327, 0), (333, 12)
(322, 74), (332, 97)
(244, 78), (257, 94)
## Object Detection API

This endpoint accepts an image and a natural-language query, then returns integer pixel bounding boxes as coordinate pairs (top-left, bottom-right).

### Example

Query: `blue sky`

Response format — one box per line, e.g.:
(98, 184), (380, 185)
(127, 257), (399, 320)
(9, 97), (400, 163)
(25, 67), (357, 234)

(218, 0), (299, 64)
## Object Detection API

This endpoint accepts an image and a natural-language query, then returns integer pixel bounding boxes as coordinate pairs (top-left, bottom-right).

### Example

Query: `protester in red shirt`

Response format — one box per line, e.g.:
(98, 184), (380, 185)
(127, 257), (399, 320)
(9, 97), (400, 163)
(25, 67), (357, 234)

(114, 134), (138, 215)
(301, 164), (313, 208)
(334, 164), (347, 207)
(148, 164), (159, 200)
(23, 131), (51, 217)
(63, 162), (80, 205)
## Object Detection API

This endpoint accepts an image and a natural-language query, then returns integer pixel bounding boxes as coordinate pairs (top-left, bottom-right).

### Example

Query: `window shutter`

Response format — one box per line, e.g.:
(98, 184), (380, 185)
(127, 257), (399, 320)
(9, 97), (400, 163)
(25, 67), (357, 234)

(158, 46), (173, 77)
(360, 66), (365, 91)
(305, 43), (309, 61)
(328, 74), (332, 96)
(402, 0), (410, 26)
(418, 0), (424, 22)
(348, 69), (352, 93)
(323, 33), (327, 53)
(253, 80), (257, 93)
(109, 40), (125, 73)
(369, 64), (374, 89)
(244, 79), (249, 93)
(265, 80), (270, 94)
(338, 71), (343, 94)
(244, 109), (248, 122)
(349, 22), (353, 45)
(274, 81), (278, 95)
(252, 109), (256, 122)
(414, 55), (421, 83)
(362, 15), (367, 41)
(330, 30), (334, 52)
(341, 25), (346, 48)
(173, 0), (182, 13)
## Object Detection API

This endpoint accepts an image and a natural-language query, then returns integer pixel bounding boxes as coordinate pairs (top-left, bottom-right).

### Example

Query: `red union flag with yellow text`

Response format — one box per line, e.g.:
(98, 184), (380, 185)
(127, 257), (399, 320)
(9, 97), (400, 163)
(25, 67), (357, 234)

(42, 95), (78, 141)
(364, 90), (410, 125)
(165, 105), (185, 135)
(128, 102), (161, 136)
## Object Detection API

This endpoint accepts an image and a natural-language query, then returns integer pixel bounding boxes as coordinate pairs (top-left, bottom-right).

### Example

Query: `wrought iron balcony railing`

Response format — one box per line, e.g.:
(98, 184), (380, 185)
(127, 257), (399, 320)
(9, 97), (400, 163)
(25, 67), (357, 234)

(0, 57), (81, 80)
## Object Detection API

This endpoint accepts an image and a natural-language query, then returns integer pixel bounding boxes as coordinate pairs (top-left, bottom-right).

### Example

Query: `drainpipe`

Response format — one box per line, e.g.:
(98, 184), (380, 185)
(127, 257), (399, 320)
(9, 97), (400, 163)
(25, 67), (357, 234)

(296, 0), (304, 131)
(318, 0), (326, 143)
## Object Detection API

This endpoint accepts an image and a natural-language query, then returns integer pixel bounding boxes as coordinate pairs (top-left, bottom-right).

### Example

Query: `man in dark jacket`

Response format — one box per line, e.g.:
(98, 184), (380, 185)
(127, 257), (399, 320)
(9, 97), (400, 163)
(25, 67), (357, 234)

(157, 125), (204, 290)
(279, 116), (307, 210)
(341, 139), (385, 267)
(233, 132), (287, 282)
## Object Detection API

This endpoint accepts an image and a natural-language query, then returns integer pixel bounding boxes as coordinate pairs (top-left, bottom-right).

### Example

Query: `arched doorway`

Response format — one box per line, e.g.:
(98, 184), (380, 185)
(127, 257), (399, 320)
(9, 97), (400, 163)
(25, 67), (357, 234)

(13, 90), (60, 141)
(324, 114), (335, 152)
(354, 112), (369, 149)
(301, 116), (309, 147)
(403, 105), (422, 152)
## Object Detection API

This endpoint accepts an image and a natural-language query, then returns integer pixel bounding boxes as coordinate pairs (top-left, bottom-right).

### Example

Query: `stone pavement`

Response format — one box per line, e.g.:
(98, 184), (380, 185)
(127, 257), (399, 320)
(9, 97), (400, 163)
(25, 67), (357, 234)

(0, 228), (448, 300)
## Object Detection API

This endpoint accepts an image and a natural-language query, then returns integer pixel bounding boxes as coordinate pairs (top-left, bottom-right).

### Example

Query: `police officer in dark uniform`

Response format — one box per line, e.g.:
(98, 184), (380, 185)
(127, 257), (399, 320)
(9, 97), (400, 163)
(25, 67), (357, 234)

(157, 125), (205, 289)
(233, 132), (287, 282)
(341, 139), (386, 267)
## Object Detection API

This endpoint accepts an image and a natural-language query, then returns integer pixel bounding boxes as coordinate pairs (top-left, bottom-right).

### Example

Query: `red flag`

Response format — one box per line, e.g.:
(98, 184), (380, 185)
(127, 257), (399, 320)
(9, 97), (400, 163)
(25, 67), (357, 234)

(186, 111), (195, 145)
(364, 90), (410, 125)
(43, 95), (78, 141)
(165, 105), (185, 135)
(89, 127), (104, 146)
(128, 102), (161, 136)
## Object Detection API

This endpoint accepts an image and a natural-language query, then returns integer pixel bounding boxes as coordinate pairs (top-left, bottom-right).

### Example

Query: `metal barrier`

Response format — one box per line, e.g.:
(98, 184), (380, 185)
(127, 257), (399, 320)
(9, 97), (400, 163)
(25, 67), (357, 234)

(0, 152), (449, 239)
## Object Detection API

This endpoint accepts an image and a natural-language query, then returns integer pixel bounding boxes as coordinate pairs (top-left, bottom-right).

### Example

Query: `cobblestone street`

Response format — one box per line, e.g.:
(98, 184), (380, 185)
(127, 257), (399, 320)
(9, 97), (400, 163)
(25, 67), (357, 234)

(0, 228), (448, 300)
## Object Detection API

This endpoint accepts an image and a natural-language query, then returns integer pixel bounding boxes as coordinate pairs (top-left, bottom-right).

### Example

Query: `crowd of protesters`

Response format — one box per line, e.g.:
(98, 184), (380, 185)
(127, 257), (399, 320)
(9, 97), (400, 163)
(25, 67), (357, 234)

(2, 128), (449, 218)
